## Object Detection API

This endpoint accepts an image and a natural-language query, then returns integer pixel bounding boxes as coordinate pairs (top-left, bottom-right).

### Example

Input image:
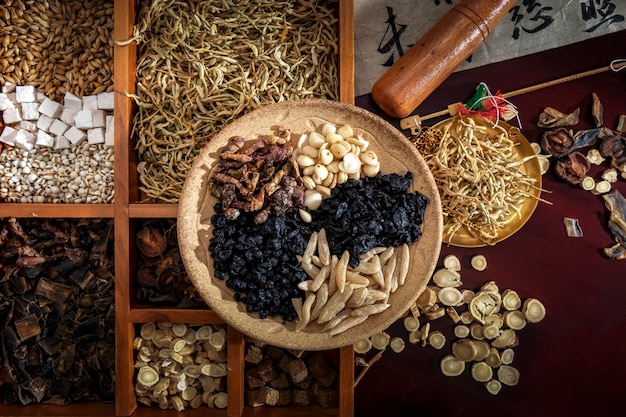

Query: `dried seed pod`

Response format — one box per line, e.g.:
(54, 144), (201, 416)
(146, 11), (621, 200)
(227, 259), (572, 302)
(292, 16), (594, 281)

(554, 151), (591, 185)
(541, 128), (575, 157)
(471, 361), (493, 382)
(497, 365), (520, 386)
(522, 298), (546, 323)
(440, 355), (465, 377)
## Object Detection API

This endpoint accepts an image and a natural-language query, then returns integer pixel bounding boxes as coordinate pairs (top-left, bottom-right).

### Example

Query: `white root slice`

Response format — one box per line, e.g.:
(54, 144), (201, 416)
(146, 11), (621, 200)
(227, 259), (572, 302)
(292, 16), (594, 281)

(454, 325), (470, 338)
(469, 290), (502, 324)
(504, 310), (527, 330)
(172, 323), (187, 337)
(452, 339), (477, 362)
(432, 268), (462, 288)
(354, 338), (373, 354)
(371, 332), (390, 350)
(485, 347), (502, 368)
(390, 337), (406, 353)
(195, 326), (213, 341)
(213, 392), (228, 409)
(427, 331), (446, 350)
(592, 180), (611, 195)
(491, 329), (518, 349)
(408, 330), (422, 344)
(140, 322), (156, 340)
(440, 355), (465, 377)
(460, 311), (474, 325)
(484, 314), (504, 329)
(438, 287), (463, 306)
(470, 323), (485, 340)
(403, 315), (420, 332)
(472, 340), (491, 362)
(470, 254), (487, 271)
(580, 176), (595, 191)
(483, 324), (500, 340)
(471, 361), (493, 382)
(416, 287), (438, 308)
(420, 322), (431, 347)
(485, 379), (502, 395)
(501, 348), (515, 365)
(442, 254), (461, 271)
(137, 366), (159, 387)
(523, 298), (547, 323)
(208, 331), (226, 351)
(461, 289), (475, 305)
(497, 365), (520, 386)
(501, 289), (522, 311)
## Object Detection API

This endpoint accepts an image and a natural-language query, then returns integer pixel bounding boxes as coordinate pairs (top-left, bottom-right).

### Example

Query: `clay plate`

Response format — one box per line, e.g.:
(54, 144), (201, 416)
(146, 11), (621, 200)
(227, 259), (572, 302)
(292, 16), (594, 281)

(178, 99), (442, 350)
(431, 115), (542, 248)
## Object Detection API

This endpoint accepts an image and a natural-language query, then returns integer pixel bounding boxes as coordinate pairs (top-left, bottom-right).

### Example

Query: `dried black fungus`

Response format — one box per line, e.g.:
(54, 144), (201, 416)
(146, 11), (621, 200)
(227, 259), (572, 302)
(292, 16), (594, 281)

(311, 173), (429, 267)
(208, 172), (429, 320)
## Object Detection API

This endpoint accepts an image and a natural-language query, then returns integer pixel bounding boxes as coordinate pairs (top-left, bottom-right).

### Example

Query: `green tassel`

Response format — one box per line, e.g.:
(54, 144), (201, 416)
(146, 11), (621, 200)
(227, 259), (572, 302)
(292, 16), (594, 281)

(464, 82), (489, 111)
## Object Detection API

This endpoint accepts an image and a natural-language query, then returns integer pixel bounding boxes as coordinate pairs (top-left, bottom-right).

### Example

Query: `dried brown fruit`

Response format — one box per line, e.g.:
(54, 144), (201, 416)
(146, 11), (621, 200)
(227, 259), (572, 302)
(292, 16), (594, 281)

(541, 128), (575, 157)
(554, 152), (591, 185)
(136, 225), (167, 257)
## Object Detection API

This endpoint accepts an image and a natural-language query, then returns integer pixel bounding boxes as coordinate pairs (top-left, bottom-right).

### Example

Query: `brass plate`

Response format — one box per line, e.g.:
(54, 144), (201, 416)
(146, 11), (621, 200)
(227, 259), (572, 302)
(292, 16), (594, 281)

(178, 99), (442, 351)
(431, 115), (542, 248)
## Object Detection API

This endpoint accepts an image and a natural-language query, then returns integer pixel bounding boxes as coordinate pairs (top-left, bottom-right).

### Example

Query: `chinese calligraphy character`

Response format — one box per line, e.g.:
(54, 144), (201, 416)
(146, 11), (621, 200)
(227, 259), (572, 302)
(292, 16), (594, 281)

(509, 0), (555, 40)
(377, 7), (408, 67)
(580, 0), (625, 33)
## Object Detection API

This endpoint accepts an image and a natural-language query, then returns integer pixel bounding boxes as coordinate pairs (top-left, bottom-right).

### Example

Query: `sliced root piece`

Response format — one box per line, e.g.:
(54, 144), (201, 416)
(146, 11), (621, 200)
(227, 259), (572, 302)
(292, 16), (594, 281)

(427, 331), (446, 350)
(454, 325), (470, 339)
(353, 338), (372, 354)
(451, 339), (477, 362)
(484, 348), (502, 368)
(491, 329), (518, 349)
(580, 176), (596, 191)
(459, 311), (473, 325)
(504, 310), (527, 330)
(485, 379), (502, 395)
(137, 366), (159, 387)
(446, 306), (461, 323)
(440, 355), (465, 377)
(501, 289), (522, 311)
(371, 332), (390, 350)
(438, 287), (463, 306)
(483, 324), (500, 340)
(472, 340), (491, 362)
(484, 314), (504, 329)
(403, 315), (420, 332)
(469, 291), (502, 324)
(442, 254), (461, 271)
(408, 329), (422, 344)
(432, 268), (462, 288)
(470, 254), (487, 271)
(416, 286), (438, 309)
(471, 361), (493, 382)
(501, 348), (515, 365)
(140, 322), (157, 340)
(523, 298), (546, 323)
(497, 365), (520, 386)
(390, 337), (406, 353)
(423, 306), (445, 321)
(420, 322), (431, 347)
(470, 323), (485, 340)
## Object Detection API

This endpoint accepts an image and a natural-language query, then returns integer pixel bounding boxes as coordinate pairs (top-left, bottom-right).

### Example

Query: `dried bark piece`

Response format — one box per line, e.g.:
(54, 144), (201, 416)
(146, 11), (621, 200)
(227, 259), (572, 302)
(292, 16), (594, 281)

(591, 92), (604, 127)
(14, 314), (41, 341)
(537, 106), (580, 128)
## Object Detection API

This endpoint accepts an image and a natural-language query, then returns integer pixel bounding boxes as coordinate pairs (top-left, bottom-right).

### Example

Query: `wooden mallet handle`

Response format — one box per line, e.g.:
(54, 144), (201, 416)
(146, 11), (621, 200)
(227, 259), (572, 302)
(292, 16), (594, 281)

(371, 0), (517, 119)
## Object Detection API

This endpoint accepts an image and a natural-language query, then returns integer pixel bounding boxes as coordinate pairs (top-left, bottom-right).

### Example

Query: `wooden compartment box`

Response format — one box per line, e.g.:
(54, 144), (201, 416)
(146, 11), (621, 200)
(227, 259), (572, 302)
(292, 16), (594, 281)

(1, 0), (355, 416)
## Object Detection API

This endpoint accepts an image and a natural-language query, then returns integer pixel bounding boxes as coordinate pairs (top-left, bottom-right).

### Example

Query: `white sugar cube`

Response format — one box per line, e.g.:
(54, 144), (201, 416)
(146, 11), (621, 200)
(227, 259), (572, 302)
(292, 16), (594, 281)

(37, 114), (55, 132)
(65, 126), (87, 146)
(53, 134), (71, 150)
(21, 102), (40, 120)
(92, 110), (106, 128)
(97, 91), (114, 110)
(2, 82), (16, 93)
(63, 92), (82, 110)
(105, 115), (114, 147)
(36, 130), (55, 147)
(87, 127), (105, 145)
(60, 107), (79, 125)
(49, 119), (70, 136)
(14, 130), (36, 150)
(3, 107), (22, 124)
(0, 126), (18, 145)
(36, 92), (46, 103)
(20, 120), (37, 132)
(74, 110), (94, 129)
(0, 93), (15, 111)
(82, 95), (98, 110)
(15, 85), (37, 103)
(39, 97), (63, 118)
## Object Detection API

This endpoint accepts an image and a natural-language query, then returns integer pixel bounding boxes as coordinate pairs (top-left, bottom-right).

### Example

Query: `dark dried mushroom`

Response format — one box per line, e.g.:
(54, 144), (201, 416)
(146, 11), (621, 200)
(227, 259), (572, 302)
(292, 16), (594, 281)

(541, 128), (575, 157)
(537, 106), (580, 128)
(136, 225), (167, 257)
(599, 134), (626, 171)
(554, 151), (590, 184)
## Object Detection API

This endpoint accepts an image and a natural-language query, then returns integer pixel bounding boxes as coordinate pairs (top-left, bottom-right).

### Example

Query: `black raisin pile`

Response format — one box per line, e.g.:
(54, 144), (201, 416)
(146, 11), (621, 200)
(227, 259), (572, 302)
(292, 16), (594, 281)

(311, 172), (429, 267)
(209, 206), (310, 321)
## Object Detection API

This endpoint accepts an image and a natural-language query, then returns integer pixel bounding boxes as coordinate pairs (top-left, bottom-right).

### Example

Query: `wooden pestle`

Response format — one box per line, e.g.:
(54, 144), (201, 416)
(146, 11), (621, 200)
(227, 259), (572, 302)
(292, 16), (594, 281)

(371, 0), (517, 119)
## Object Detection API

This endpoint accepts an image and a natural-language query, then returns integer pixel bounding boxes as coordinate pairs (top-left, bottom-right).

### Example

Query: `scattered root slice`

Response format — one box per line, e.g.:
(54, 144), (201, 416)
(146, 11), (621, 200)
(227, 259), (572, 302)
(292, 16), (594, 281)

(471, 361), (493, 382)
(482, 324), (500, 340)
(472, 340), (491, 362)
(420, 322), (431, 347)
(137, 366), (159, 387)
(491, 329), (518, 349)
(416, 286), (438, 308)
(427, 331), (446, 349)
(485, 348), (502, 368)
(442, 254), (461, 271)
(497, 365), (520, 386)
(484, 314), (504, 329)
(432, 268), (462, 288)
(504, 310), (527, 330)
(408, 330), (422, 344)
(371, 332), (390, 350)
(403, 315), (420, 332)
(523, 298), (546, 323)
(440, 355), (465, 377)
(501, 289), (522, 311)
(438, 287), (463, 306)
(390, 337), (406, 353)
(470, 254), (487, 271)
(454, 325), (470, 338)
(469, 291), (502, 324)
(580, 176), (595, 191)
(485, 379), (502, 395)
(354, 338), (373, 354)
(451, 339), (477, 362)
(470, 323), (485, 340)
(423, 305), (445, 321)
(500, 348), (515, 365)
(140, 322), (157, 340)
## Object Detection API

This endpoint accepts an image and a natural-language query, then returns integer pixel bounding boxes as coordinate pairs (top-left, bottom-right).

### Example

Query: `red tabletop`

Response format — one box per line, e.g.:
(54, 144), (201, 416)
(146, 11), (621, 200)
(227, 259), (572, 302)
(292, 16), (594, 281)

(354, 30), (626, 417)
